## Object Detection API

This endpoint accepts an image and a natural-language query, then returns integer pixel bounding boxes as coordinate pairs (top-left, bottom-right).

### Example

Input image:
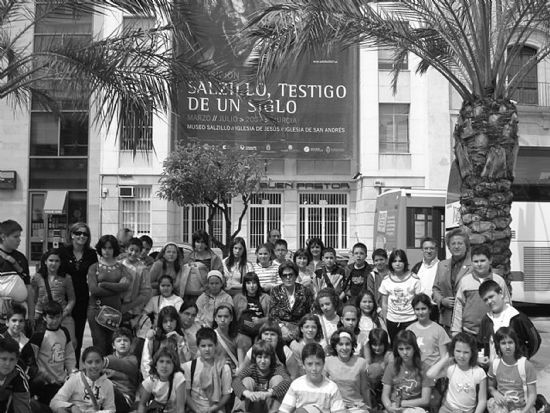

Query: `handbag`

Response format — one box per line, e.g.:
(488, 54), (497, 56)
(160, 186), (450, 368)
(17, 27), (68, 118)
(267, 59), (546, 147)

(147, 375), (174, 413)
(238, 310), (261, 337)
(95, 304), (122, 331)
(93, 269), (122, 331)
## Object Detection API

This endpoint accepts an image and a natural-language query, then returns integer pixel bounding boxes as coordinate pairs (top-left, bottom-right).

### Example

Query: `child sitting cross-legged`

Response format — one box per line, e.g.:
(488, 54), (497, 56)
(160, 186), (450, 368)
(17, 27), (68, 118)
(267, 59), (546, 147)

(182, 327), (232, 413)
(103, 327), (139, 413)
(50, 346), (115, 413)
(232, 339), (292, 413)
(21, 301), (76, 408)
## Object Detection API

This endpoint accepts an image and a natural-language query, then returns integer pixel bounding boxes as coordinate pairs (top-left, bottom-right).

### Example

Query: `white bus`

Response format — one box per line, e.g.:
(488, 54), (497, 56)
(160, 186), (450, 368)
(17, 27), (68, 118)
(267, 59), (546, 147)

(447, 147), (550, 304)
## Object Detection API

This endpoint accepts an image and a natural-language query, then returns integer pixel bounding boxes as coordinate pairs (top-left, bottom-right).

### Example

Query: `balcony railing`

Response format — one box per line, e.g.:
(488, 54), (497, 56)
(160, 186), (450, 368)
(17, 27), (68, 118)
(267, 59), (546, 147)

(512, 82), (550, 107)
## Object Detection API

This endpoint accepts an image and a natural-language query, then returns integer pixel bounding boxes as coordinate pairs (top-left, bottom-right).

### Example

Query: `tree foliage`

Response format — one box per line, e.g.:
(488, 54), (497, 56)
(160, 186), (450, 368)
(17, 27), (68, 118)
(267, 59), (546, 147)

(158, 142), (266, 253)
(1, 0), (223, 150)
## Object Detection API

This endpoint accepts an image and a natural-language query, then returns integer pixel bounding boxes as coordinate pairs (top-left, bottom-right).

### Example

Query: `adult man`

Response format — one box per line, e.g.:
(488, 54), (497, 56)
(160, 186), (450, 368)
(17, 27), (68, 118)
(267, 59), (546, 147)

(411, 237), (440, 321)
(267, 228), (281, 245)
(432, 228), (471, 332)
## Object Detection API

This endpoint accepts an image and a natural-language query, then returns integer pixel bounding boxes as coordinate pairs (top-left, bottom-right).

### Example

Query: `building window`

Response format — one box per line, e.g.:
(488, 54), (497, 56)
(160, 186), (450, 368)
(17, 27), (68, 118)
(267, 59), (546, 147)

(120, 186), (152, 235)
(299, 193), (348, 250)
(120, 100), (153, 151)
(119, 16), (155, 151)
(509, 45), (538, 105)
(378, 48), (408, 70)
(249, 193), (282, 249)
(182, 205), (231, 245)
(379, 103), (409, 153)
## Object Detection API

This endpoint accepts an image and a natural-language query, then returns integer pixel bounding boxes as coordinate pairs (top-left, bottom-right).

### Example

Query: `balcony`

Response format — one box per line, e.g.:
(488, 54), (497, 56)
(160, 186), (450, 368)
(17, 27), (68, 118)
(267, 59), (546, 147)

(513, 82), (550, 107)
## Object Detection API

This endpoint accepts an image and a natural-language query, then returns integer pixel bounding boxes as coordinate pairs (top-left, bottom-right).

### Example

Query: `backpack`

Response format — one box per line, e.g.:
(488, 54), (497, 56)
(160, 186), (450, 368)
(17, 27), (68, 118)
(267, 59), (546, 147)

(513, 314), (542, 359)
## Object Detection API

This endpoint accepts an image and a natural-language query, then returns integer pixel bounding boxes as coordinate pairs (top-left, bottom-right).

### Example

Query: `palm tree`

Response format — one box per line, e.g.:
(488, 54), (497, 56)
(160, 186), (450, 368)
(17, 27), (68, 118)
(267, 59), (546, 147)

(1, 0), (218, 149)
(245, 0), (550, 279)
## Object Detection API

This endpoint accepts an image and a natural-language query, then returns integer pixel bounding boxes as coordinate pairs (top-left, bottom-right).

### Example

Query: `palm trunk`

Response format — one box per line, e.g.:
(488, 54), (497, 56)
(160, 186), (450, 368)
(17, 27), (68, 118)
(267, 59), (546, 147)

(453, 97), (519, 281)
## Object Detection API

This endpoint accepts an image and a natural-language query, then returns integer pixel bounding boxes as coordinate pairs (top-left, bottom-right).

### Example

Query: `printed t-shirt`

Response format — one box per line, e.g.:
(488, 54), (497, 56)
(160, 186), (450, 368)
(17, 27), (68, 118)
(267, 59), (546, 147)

(379, 273), (421, 323)
(444, 364), (486, 411)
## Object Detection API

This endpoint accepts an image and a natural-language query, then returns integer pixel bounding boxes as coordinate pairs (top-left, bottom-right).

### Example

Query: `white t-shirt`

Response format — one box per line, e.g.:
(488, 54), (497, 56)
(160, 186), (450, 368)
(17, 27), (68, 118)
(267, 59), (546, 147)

(142, 372), (185, 413)
(280, 375), (346, 413)
(415, 259), (439, 299)
(445, 364), (486, 411)
(320, 314), (340, 347)
(379, 273), (421, 322)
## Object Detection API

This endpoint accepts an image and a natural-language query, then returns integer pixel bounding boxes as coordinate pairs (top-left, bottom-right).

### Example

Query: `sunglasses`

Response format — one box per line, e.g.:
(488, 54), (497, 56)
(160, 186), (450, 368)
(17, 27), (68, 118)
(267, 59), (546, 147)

(73, 231), (89, 237)
(280, 273), (296, 279)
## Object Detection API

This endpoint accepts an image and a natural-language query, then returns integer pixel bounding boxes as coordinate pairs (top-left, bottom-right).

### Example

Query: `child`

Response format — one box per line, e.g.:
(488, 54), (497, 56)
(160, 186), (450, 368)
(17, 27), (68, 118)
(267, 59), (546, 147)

(253, 244), (280, 292)
(138, 347), (186, 413)
(179, 301), (201, 359)
(120, 237), (151, 326)
(367, 248), (389, 309)
(32, 248), (76, 343)
(212, 303), (239, 375)
(242, 321), (299, 379)
(306, 238), (325, 274)
(232, 340), (292, 413)
(223, 237), (254, 296)
(139, 235), (155, 269)
(293, 248), (315, 290)
(314, 288), (341, 350)
(427, 332), (487, 413)
(141, 306), (190, 379)
(381, 330), (433, 412)
(406, 293), (450, 369)
(0, 220), (31, 320)
(233, 272), (271, 364)
(1, 303), (29, 350)
(343, 243), (372, 304)
(143, 274), (184, 326)
(478, 280), (541, 361)
(274, 239), (289, 266)
(150, 243), (183, 295)
(451, 245), (511, 336)
(87, 234), (130, 355)
(196, 270), (234, 327)
(103, 327), (139, 413)
(324, 329), (370, 412)
(279, 342), (346, 413)
(366, 328), (392, 411)
(0, 337), (31, 413)
(182, 327), (232, 413)
(314, 248), (346, 298)
(50, 346), (115, 413)
(356, 290), (386, 339)
(379, 249), (421, 343)
(289, 314), (323, 376)
(338, 304), (367, 358)
(21, 301), (76, 407)
(487, 327), (537, 413)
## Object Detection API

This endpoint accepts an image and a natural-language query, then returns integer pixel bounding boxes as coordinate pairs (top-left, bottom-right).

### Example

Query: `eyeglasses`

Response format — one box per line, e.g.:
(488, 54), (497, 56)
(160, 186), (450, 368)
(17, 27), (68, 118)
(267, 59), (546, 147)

(73, 231), (89, 237)
(280, 273), (296, 279)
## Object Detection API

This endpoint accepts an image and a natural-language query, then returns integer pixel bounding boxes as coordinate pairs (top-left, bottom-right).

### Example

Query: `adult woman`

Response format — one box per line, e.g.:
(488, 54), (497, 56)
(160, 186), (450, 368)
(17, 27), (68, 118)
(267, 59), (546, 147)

(149, 242), (183, 295)
(269, 262), (315, 342)
(306, 237), (325, 273)
(179, 230), (223, 303)
(87, 234), (130, 355)
(222, 237), (253, 296)
(61, 222), (97, 365)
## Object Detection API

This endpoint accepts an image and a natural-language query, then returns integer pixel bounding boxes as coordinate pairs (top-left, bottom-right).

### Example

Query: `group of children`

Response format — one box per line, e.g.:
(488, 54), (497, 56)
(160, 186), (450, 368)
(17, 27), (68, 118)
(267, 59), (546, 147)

(0, 224), (543, 413)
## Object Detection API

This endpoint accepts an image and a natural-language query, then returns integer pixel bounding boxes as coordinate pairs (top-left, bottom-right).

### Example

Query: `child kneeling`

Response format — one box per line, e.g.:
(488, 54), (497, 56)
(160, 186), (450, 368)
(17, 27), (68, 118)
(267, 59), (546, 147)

(232, 340), (291, 413)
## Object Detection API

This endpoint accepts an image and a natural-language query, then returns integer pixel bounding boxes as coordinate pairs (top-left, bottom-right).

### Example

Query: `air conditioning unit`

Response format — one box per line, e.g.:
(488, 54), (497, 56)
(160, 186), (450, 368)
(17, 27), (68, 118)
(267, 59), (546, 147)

(119, 186), (135, 198)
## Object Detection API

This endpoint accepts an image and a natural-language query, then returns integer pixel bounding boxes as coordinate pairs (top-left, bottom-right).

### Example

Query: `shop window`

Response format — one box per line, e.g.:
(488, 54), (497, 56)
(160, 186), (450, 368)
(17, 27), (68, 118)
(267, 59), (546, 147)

(299, 193), (348, 250)
(249, 193), (282, 249)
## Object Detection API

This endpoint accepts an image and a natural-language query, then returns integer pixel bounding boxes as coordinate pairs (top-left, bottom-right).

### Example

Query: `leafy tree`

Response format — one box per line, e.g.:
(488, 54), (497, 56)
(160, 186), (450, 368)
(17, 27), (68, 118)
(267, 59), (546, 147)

(1, 0), (219, 149)
(245, 0), (550, 279)
(158, 142), (265, 255)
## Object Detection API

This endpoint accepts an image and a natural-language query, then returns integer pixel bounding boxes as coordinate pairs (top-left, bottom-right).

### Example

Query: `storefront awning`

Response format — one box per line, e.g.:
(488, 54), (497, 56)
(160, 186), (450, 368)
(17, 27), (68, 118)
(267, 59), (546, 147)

(43, 190), (67, 214)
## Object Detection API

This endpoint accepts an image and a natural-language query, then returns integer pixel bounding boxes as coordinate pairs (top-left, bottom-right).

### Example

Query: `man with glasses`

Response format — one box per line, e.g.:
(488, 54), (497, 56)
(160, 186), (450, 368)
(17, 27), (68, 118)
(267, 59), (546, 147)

(411, 237), (440, 321)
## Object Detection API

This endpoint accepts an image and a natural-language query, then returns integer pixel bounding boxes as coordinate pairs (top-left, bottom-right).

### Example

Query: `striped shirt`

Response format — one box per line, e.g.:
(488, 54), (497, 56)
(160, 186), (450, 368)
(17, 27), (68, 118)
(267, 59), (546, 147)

(253, 262), (280, 290)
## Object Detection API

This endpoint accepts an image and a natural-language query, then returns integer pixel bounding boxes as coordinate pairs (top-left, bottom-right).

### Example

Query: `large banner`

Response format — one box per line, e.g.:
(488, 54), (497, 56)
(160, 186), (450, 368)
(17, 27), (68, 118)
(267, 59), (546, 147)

(178, 1), (358, 159)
